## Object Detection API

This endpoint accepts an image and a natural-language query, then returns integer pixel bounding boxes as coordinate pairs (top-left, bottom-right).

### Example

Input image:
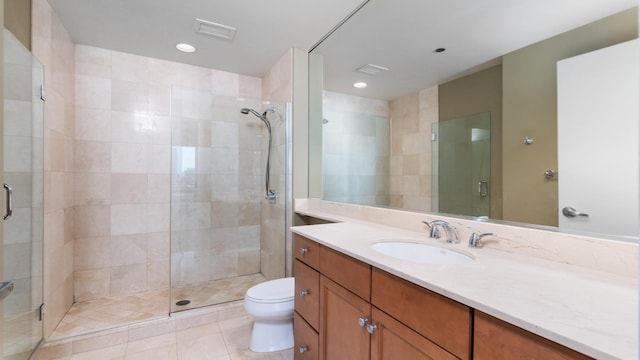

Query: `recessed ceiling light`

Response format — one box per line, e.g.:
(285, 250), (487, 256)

(176, 43), (196, 53)
(353, 82), (367, 88)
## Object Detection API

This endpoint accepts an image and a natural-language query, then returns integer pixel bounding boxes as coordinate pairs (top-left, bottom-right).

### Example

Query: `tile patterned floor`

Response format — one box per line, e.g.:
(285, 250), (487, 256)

(171, 274), (266, 312)
(36, 313), (293, 360)
(51, 274), (267, 340)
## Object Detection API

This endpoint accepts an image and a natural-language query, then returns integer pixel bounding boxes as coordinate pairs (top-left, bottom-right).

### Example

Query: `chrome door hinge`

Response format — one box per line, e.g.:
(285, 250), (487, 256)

(40, 85), (46, 101)
(38, 303), (44, 321)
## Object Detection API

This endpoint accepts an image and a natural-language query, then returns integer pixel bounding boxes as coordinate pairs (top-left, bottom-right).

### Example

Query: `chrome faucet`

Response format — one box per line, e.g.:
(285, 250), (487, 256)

(422, 220), (458, 244)
(468, 232), (495, 248)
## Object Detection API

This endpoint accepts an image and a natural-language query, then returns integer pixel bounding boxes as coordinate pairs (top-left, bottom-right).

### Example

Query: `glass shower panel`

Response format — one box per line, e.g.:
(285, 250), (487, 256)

(3, 29), (44, 359)
(322, 108), (390, 206)
(434, 112), (491, 217)
(170, 86), (273, 312)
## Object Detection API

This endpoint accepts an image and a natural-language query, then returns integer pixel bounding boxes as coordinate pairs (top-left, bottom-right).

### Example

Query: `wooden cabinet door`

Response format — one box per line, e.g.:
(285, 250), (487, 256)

(370, 307), (457, 360)
(319, 275), (371, 360)
(295, 312), (319, 360)
(474, 311), (591, 360)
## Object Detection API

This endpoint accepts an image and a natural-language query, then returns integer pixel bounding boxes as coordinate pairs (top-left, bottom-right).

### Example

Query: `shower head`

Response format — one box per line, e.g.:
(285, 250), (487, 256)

(241, 108), (263, 119)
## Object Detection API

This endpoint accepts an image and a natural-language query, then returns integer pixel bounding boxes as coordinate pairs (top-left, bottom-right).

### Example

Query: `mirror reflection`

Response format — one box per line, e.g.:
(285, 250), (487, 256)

(310, 0), (638, 240)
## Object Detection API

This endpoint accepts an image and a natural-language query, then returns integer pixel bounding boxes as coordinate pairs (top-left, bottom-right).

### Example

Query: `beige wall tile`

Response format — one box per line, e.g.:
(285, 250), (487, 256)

(110, 264), (147, 296)
(74, 268), (110, 301)
(74, 237), (110, 270)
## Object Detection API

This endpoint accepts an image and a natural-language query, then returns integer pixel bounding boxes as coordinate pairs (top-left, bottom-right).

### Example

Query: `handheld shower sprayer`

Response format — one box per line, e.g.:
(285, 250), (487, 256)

(240, 107), (276, 202)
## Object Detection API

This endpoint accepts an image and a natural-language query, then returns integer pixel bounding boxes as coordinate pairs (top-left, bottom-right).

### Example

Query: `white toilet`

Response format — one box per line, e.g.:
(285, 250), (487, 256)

(244, 277), (295, 352)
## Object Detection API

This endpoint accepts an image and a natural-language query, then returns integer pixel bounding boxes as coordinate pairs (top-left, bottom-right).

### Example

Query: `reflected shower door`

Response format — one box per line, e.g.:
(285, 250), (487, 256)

(434, 112), (491, 217)
(2, 29), (44, 359)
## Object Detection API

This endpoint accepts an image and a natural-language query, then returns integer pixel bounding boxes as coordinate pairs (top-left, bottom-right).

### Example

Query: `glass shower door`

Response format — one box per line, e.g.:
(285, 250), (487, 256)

(433, 112), (491, 217)
(2, 30), (44, 359)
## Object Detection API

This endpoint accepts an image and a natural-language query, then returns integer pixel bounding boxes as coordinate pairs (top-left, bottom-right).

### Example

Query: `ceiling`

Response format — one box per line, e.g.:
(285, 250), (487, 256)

(47, 0), (367, 78)
(313, 0), (638, 100)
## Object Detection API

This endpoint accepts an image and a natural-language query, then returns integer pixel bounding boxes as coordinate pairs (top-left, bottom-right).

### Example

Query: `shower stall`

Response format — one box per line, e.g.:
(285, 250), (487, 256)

(2, 30), (45, 359)
(170, 86), (290, 312)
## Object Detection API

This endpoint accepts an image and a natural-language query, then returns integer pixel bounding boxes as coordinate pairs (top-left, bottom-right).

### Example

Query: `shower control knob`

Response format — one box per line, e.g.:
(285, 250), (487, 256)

(299, 346), (309, 354)
(300, 290), (309, 297)
(300, 247), (309, 255)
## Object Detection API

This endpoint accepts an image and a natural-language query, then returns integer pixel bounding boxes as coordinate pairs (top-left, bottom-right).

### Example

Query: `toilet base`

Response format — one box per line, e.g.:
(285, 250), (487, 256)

(249, 318), (294, 352)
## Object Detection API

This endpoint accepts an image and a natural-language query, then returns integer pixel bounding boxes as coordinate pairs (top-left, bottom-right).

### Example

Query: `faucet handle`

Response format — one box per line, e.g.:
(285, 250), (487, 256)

(469, 232), (495, 248)
(421, 221), (439, 238)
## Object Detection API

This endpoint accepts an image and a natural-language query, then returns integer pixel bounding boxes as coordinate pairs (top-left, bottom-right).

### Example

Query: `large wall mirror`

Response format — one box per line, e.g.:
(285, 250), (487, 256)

(308, 0), (639, 241)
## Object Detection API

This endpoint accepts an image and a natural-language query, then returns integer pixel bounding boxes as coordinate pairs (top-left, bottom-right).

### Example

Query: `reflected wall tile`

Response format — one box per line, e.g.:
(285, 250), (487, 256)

(5, 136), (32, 172)
(239, 75), (262, 98)
(111, 173), (148, 204)
(75, 107), (111, 142)
(148, 204), (170, 233)
(111, 204), (148, 235)
(74, 268), (110, 301)
(112, 51), (149, 83)
(111, 142), (148, 173)
(150, 115), (171, 145)
(74, 205), (111, 238)
(148, 232), (170, 261)
(147, 260), (170, 290)
(111, 233), (147, 266)
(5, 99), (32, 136)
(148, 174), (170, 203)
(74, 237), (110, 270)
(211, 70), (239, 96)
(110, 264), (147, 296)
(211, 121), (238, 149)
(111, 80), (149, 113)
(75, 140), (111, 173)
(75, 172), (111, 205)
(75, 75), (111, 110)
(111, 111), (150, 144)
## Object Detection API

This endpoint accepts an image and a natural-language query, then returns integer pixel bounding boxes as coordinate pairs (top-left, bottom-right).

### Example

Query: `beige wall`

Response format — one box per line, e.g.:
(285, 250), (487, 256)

(31, 0), (75, 337)
(260, 49), (292, 280)
(4, 0), (30, 50)
(502, 8), (637, 226)
(438, 65), (503, 219)
(389, 86), (438, 212)
(0, 0), (4, 353)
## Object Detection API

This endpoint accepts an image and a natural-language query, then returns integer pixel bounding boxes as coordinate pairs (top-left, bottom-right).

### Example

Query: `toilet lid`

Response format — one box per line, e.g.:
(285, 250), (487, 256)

(246, 277), (295, 303)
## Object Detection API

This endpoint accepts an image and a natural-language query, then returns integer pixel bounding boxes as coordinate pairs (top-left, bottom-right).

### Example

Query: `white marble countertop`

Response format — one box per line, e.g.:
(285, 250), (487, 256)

(291, 217), (638, 359)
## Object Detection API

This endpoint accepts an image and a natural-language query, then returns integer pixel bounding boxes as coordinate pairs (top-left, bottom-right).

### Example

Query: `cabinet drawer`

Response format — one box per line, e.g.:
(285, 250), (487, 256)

(294, 234), (320, 269)
(295, 260), (320, 330)
(319, 245), (371, 301)
(474, 311), (591, 360)
(294, 312), (319, 360)
(371, 268), (472, 360)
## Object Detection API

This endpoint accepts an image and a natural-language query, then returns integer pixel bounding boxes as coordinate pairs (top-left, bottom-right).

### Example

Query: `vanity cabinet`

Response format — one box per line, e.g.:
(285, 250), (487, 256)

(294, 234), (469, 360)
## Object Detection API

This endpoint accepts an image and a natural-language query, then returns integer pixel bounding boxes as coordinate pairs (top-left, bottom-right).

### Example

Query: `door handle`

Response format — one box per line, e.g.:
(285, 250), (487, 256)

(562, 206), (589, 218)
(3, 184), (12, 220)
(0, 281), (13, 301)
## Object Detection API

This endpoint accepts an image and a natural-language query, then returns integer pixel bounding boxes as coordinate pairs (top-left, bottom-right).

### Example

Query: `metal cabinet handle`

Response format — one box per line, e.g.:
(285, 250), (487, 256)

(299, 346), (309, 354)
(358, 317), (369, 327)
(300, 247), (309, 255)
(562, 206), (589, 218)
(3, 184), (12, 220)
(366, 324), (378, 334)
(300, 290), (309, 297)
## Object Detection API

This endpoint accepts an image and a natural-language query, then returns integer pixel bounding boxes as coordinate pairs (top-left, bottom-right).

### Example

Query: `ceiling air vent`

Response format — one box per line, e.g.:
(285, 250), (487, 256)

(194, 18), (237, 40)
(356, 63), (389, 75)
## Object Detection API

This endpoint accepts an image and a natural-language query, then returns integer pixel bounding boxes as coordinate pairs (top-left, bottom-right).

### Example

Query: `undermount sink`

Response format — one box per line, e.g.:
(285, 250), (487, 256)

(371, 241), (474, 265)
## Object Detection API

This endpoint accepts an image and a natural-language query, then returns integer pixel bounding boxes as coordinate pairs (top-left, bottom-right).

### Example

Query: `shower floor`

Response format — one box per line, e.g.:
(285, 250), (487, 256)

(171, 273), (266, 312)
(50, 274), (267, 340)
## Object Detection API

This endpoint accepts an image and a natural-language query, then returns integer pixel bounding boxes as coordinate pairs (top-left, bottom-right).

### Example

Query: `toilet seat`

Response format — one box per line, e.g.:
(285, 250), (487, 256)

(246, 277), (294, 304)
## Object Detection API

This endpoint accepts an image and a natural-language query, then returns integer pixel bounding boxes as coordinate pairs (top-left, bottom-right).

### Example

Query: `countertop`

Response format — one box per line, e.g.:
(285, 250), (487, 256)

(291, 219), (638, 359)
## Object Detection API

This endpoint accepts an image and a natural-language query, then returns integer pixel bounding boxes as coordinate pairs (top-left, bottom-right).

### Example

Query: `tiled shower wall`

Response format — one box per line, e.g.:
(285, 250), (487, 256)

(389, 86), (438, 212)
(72, 44), (263, 301)
(260, 50), (292, 280)
(322, 91), (390, 206)
(31, 0), (76, 337)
